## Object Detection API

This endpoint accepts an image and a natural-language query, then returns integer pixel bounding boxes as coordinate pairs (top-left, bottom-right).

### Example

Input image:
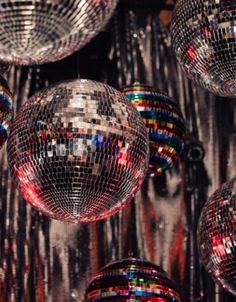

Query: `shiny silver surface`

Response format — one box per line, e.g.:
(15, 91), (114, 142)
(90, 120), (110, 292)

(7, 79), (149, 222)
(0, 0), (118, 65)
(171, 0), (236, 97)
(198, 178), (236, 296)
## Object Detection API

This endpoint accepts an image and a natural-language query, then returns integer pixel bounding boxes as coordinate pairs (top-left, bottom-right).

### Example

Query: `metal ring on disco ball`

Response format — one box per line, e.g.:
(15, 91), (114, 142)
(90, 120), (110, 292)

(0, 75), (13, 149)
(198, 178), (236, 296)
(0, 0), (118, 65)
(7, 79), (149, 223)
(171, 0), (236, 97)
(84, 258), (181, 301)
(122, 84), (185, 177)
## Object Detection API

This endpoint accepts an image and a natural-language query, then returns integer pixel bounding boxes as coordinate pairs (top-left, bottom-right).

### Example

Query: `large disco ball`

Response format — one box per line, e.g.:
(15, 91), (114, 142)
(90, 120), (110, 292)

(122, 84), (185, 177)
(0, 0), (118, 65)
(0, 75), (13, 149)
(7, 79), (149, 223)
(198, 178), (236, 295)
(171, 0), (236, 97)
(84, 258), (181, 301)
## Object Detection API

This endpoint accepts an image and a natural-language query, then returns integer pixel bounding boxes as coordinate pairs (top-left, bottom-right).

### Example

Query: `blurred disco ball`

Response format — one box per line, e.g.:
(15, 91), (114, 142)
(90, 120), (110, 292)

(171, 0), (236, 97)
(0, 0), (118, 65)
(84, 258), (181, 301)
(0, 76), (13, 149)
(7, 79), (149, 223)
(198, 178), (236, 295)
(181, 139), (205, 163)
(122, 84), (185, 177)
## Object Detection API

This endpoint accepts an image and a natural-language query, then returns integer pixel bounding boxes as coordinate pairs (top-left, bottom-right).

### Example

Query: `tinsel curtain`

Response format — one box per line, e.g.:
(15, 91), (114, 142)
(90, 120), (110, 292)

(0, 7), (235, 302)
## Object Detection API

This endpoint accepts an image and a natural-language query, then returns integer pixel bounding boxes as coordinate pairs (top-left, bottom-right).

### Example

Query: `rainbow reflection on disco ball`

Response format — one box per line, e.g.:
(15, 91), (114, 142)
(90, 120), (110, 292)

(122, 84), (185, 177)
(84, 258), (181, 301)
(0, 0), (118, 65)
(0, 76), (13, 149)
(171, 0), (236, 97)
(198, 178), (236, 295)
(7, 79), (149, 223)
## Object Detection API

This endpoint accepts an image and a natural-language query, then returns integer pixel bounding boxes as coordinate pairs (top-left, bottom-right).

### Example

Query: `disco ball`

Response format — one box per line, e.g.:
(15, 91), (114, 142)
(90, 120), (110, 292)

(197, 178), (236, 295)
(171, 0), (236, 97)
(84, 258), (181, 301)
(0, 0), (118, 65)
(122, 84), (185, 177)
(0, 76), (13, 149)
(181, 139), (205, 163)
(7, 79), (149, 223)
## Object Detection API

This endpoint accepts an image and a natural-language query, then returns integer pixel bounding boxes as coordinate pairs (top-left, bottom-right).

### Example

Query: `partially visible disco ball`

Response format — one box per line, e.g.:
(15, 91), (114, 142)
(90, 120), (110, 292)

(84, 258), (181, 301)
(122, 84), (185, 177)
(198, 178), (236, 295)
(171, 0), (236, 97)
(181, 139), (205, 163)
(0, 75), (13, 149)
(7, 79), (149, 223)
(0, 0), (118, 65)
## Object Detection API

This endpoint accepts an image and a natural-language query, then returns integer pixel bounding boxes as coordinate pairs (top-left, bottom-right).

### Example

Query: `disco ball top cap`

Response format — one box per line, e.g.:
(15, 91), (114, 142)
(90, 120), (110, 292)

(7, 79), (149, 223)
(0, 0), (118, 65)
(171, 0), (236, 97)
(197, 178), (236, 295)
(84, 258), (181, 301)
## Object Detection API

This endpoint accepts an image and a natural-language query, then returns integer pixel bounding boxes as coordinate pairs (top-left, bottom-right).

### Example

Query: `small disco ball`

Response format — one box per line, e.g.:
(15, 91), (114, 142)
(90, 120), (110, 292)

(171, 0), (236, 97)
(0, 0), (118, 65)
(7, 79), (149, 223)
(84, 258), (181, 301)
(181, 139), (205, 163)
(122, 84), (185, 177)
(198, 178), (236, 295)
(0, 75), (13, 149)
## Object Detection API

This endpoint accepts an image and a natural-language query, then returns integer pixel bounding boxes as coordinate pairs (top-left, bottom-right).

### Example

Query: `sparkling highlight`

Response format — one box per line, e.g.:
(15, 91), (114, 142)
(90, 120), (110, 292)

(171, 0), (236, 97)
(122, 84), (185, 177)
(198, 178), (236, 296)
(7, 79), (149, 223)
(84, 258), (181, 302)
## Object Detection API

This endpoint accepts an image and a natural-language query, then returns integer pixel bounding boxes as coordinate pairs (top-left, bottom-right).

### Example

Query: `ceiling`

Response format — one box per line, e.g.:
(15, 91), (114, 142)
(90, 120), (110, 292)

(119, 0), (176, 25)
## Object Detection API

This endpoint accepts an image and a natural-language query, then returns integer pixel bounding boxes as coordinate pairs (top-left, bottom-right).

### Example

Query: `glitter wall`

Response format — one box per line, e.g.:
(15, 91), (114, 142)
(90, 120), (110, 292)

(0, 6), (236, 302)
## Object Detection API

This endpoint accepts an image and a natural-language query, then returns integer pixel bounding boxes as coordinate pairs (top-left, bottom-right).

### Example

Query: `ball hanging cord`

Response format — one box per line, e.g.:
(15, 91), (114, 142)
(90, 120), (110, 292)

(83, 258), (181, 302)
(76, 52), (81, 80)
(197, 178), (236, 297)
(171, 0), (236, 97)
(180, 137), (210, 301)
